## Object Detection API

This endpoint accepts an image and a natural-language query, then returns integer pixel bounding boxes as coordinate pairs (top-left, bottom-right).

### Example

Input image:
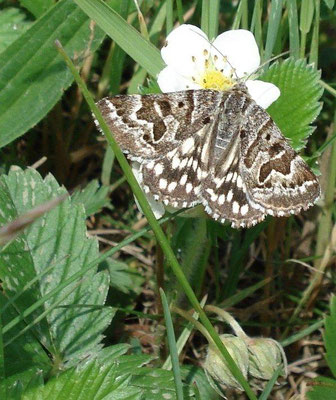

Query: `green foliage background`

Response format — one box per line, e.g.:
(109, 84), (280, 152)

(0, 1), (335, 399)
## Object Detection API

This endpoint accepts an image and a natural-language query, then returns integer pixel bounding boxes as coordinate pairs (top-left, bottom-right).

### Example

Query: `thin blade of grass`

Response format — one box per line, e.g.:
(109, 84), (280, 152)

(101, 146), (115, 186)
(232, 0), (248, 30)
(160, 288), (184, 400)
(300, 0), (315, 58)
(74, 0), (165, 77)
(175, 0), (184, 24)
(286, 0), (300, 59)
(309, 0), (320, 66)
(250, 0), (264, 56)
(259, 367), (283, 400)
(281, 319), (323, 347)
(163, 295), (208, 370)
(208, 0), (220, 40)
(166, 0), (173, 35)
(219, 277), (272, 308)
(264, 0), (283, 65)
(128, 1), (167, 93)
(201, 0), (210, 37)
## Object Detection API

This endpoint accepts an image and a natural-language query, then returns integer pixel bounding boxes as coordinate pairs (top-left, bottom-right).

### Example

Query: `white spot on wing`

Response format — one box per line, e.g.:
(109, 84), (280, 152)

(232, 201), (240, 214)
(218, 194), (225, 205)
(180, 175), (188, 185)
(159, 179), (167, 189)
(154, 163), (163, 176)
(240, 204), (249, 216)
(186, 183), (193, 193)
(181, 137), (195, 154)
(168, 181), (177, 192)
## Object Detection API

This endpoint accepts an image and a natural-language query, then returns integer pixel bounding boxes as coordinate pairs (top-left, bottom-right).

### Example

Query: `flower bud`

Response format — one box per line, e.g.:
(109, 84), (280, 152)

(246, 337), (287, 380)
(204, 334), (249, 392)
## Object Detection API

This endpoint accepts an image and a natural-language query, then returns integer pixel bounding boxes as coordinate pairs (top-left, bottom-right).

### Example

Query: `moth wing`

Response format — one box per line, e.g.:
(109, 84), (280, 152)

(96, 90), (222, 161)
(239, 100), (320, 216)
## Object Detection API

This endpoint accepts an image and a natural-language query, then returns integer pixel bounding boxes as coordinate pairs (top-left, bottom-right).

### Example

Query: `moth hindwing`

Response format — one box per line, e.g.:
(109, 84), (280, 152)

(96, 84), (320, 228)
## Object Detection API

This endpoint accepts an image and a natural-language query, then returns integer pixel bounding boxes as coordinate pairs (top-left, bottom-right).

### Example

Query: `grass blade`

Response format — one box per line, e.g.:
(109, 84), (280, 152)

(286, 0), (300, 59)
(166, 0), (173, 35)
(160, 288), (184, 400)
(175, 0), (184, 24)
(208, 0), (220, 40)
(250, 0), (264, 55)
(309, 0), (320, 66)
(264, 0), (283, 64)
(201, 0), (210, 37)
(259, 367), (283, 400)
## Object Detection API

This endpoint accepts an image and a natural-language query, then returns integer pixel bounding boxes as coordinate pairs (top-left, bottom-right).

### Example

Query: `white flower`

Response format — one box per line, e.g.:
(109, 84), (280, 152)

(157, 24), (280, 109)
(135, 25), (280, 219)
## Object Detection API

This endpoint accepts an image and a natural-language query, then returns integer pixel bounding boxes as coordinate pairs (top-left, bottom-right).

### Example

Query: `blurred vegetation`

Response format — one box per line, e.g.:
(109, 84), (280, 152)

(0, 0), (336, 399)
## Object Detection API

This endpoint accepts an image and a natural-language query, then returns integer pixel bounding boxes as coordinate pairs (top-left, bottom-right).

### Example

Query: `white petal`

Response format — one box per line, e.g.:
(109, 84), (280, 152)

(161, 24), (210, 77)
(245, 80), (280, 109)
(211, 29), (260, 78)
(132, 162), (165, 219)
(157, 66), (202, 93)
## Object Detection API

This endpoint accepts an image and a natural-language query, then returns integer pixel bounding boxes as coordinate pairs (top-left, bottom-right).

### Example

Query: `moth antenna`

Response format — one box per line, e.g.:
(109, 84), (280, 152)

(192, 29), (289, 82)
(243, 50), (290, 81)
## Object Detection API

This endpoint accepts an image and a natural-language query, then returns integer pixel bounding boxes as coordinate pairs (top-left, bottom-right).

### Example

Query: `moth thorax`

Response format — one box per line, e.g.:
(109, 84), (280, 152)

(200, 70), (234, 91)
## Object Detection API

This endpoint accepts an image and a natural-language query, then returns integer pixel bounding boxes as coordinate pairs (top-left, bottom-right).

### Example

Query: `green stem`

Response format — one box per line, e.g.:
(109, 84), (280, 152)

(172, 306), (213, 344)
(300, 31), (307, 59)
(160, 289), (184, 400)
(205, 305), (248, 339)
(320, 80), (336, 98)
(55, 41), (257, 399)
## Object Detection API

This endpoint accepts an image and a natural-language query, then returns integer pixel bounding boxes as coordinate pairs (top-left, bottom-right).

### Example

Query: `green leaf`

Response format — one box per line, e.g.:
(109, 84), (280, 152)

(1, 369), (44, 400)
(0, 0), (106, 149)
(260, 58), (323, 150)
(0, 294), (50, 387)
(72, 180), (110, 216)
(73, 0), (165, 78)
(307, 377), (336, 400)
(129, 367), (195, 399)
(22, 358), (143, 400)
(102, 259), (143, 295)
(0, 168), (114, 366)
(19, 0), (55, 18)
(0, 8), (32, 54)
(324, 296), (336, 377)
(181, 365), (220, 400)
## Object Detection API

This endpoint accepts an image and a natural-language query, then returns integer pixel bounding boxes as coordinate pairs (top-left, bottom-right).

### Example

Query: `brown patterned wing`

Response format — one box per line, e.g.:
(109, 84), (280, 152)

(239, 97), (321, 216)
(96, 90), (223, 161)
(141, 116), (219, 209)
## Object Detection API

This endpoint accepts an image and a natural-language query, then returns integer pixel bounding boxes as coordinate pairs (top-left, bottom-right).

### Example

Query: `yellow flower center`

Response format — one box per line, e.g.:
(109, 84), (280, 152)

(200, 70), (234, 91)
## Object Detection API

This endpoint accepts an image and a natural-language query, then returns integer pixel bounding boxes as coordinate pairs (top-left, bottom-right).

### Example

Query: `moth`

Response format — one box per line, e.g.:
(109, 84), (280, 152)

(96, 83), (320, 228)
